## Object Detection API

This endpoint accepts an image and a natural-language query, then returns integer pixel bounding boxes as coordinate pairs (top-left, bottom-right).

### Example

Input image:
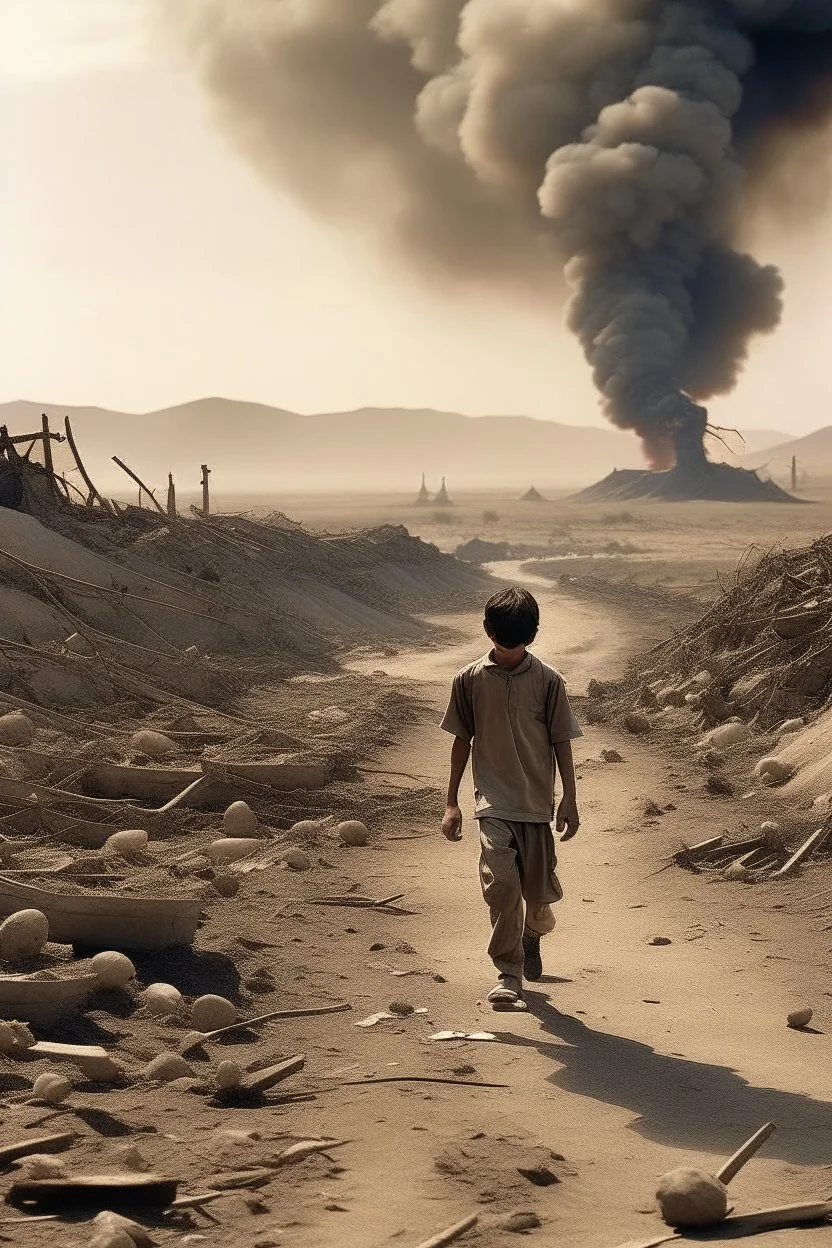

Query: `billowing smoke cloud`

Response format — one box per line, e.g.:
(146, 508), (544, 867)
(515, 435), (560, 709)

(163, 0), (832, 469)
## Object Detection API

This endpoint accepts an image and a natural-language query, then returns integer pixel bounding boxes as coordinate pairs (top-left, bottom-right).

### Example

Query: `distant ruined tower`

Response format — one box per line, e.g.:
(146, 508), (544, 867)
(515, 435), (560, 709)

(415, 472), (430, 505)
(433, 476), (452, 506)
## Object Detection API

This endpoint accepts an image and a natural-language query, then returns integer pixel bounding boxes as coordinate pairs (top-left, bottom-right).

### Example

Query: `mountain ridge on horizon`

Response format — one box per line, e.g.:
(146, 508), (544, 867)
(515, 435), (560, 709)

(0, 397), (795, 494)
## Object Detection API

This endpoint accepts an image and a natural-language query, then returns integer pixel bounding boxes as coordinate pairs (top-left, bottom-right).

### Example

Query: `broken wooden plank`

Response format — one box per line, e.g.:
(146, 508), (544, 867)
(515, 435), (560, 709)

(6, 1173), (179, 1211)
(28, 1042), (121, 1082)
(414, 1212), (478, 1248)
(179, 1002), (350, 1055)
(246, 1054), (306, 1094)
(0, 1133), (76, 1171)
(774, 826), (832, 878)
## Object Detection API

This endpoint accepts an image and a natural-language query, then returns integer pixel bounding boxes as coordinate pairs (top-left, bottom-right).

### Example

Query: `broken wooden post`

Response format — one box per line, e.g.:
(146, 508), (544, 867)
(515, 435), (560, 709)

(40, 414), (55, 482)
(111, 456), (166, 515)
(201, 464), (211, 517)
(167, 473), (177, 518)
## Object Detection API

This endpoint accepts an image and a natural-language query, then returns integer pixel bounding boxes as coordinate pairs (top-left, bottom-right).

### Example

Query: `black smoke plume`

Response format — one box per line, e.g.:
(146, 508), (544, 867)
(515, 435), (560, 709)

(164, 1), (832, 469)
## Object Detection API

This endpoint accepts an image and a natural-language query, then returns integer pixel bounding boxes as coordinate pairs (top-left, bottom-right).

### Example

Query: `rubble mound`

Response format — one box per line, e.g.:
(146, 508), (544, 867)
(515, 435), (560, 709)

(614, 535), (832, 728)
(573, 463), (801, 504)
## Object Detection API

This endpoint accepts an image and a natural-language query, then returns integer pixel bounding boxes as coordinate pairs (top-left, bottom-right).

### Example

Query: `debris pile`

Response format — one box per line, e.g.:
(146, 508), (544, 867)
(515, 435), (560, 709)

(619, 537), (832, 729)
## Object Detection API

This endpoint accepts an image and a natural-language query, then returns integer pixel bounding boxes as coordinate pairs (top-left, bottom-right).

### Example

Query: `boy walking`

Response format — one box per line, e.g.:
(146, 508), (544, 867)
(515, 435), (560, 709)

(440, 588), (582, 1007)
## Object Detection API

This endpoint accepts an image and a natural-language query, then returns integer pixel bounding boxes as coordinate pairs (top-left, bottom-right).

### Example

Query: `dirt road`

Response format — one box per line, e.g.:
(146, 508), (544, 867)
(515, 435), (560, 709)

(318, 588), (831, 1248)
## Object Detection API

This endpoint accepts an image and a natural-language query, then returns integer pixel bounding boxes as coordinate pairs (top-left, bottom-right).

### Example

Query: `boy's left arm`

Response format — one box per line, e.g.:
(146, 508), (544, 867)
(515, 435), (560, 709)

(546, 674), (582, 841)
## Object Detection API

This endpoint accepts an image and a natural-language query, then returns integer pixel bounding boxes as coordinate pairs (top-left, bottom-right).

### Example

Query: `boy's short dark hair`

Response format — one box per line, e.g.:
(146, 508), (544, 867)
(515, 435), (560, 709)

(484, 587), (539, 648)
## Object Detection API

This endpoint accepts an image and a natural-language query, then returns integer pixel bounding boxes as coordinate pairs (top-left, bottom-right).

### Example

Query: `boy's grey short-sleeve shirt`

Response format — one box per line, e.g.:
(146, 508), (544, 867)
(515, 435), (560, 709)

(441, 651), (582, 822)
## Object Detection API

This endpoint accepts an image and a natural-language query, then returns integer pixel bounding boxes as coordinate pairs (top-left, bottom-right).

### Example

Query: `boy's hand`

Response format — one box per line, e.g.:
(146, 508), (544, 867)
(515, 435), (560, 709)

(441, 804), (463, 842)
(556, 797), (580, 841)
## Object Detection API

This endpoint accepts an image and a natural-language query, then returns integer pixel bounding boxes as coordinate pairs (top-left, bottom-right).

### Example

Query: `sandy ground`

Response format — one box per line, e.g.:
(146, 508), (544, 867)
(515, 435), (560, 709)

(3, 494), (831, 1248)
(307, 590), (829, 1248)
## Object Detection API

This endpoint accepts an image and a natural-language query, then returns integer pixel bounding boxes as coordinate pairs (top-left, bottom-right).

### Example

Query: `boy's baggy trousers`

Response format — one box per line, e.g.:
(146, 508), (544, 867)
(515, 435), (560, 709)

(478, 818), (563, 982)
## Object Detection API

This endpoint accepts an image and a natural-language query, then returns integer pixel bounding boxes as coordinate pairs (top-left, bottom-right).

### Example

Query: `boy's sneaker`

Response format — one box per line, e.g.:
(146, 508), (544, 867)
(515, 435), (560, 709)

(523, 933), (543, 982)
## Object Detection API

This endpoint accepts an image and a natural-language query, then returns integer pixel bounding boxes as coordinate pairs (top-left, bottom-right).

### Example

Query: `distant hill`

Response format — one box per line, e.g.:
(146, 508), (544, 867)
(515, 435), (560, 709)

(0, 398), (793, 496)
(745, 426), (832, 481)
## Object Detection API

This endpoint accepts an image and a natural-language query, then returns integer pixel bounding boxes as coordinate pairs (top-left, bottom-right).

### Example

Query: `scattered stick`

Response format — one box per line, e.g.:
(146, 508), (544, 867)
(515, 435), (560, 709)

(720, 1199), (831, 1234)
(111, 456), (166, 514)
(774, 826), (832, 878)
(325, 1076), (509, 1090)
(179, 1002), (351, 1055)
(0, 1133), (76, 1171)
(675, 834), (724, 861)
(716, 1122), (776, 1184)
(246, 1055), (306, 1094)
(309, 892), (407, 911)
(413, 1212), (478, 1248)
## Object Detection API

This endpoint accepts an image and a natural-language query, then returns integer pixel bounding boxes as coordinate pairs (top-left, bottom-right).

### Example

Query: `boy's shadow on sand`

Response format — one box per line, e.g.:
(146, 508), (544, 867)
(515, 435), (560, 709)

(490, 990), (832, 1167)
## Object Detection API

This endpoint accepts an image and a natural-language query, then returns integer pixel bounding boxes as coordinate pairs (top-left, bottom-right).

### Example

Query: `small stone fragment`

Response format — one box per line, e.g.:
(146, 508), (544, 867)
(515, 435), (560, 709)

(656, 1167), (729, 1228)
(143, 1052), (194, 1082)
(337, 820), (370, 847)
(0, 1018), (35, 1055)
(706, 773), (734, 796)
(600, 748), (623, 763)
(623, 713), (651, 735)
(212, 872), (240, 897)
(707, 721), (751, 748)
(216, 1060), (243, 1090)
(787, 1007), (813, 1029)
(0, 909), (49, 961)
(91, 1211), (154, 1248)
(191, 994), (237, 1031)
(130, 729), (176, 759)
(754, 756), (793, 784)
(502, 1211), (542, 1233)
(0, 710), (35, 746)
(32, 1072), (71, 1104)
(223, 800), (258, 839)
(91, 951), (136, 990)
(283, 847), (312, 871)
(649, 935), (672, 946)
(723, 862), (749, 882)
(388, 1001), (415, 1017)
(205, 838), (262, 864)
(103, 829), (148, 859)
(140, 982), (184, 1017)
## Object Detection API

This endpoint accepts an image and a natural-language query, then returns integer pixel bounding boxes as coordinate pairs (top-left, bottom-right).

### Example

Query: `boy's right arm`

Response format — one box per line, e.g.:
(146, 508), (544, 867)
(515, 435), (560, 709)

(442, 736), (471, 842)
(440, 673), (474, 842)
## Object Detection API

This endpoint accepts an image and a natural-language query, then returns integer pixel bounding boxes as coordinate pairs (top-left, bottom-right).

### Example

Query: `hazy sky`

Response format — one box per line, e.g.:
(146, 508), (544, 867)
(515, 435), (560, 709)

(3, 1), (831, 434)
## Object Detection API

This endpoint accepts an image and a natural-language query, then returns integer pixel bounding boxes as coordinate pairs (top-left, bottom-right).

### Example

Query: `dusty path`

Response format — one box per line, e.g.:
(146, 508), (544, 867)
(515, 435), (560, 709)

(313, 588), (832, 1248)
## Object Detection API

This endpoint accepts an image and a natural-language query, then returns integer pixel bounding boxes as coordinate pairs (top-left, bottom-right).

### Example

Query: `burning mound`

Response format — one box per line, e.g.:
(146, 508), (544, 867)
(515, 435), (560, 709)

(604, 535), (832, 730)
(574, 462), (800, 504)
